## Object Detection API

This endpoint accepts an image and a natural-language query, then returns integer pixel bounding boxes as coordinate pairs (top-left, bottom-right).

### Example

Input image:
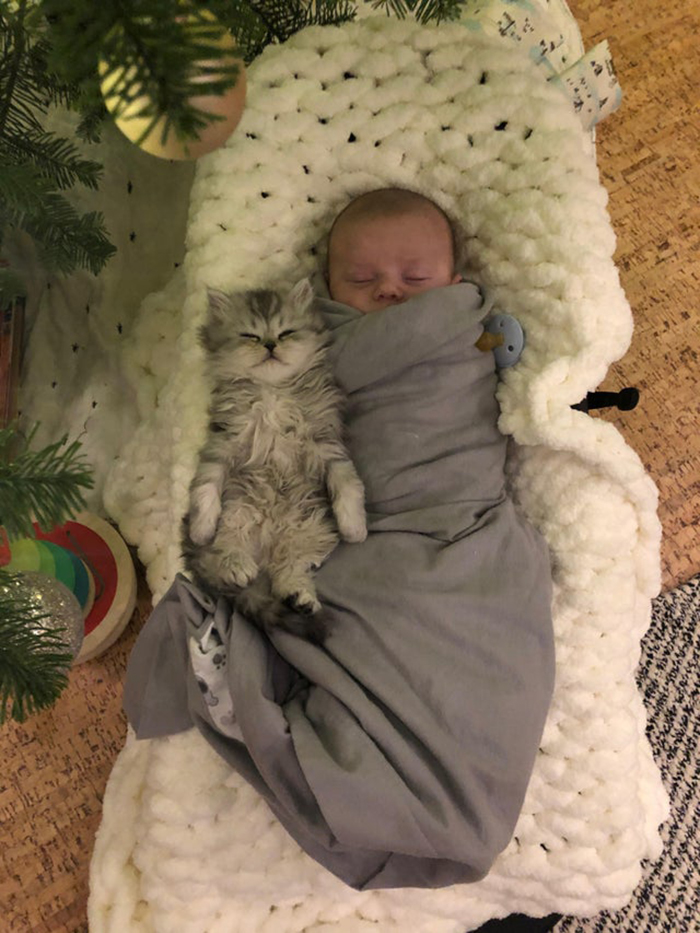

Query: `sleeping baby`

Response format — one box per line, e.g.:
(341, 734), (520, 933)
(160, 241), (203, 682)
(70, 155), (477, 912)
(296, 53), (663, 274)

(325, 186), (463, 313)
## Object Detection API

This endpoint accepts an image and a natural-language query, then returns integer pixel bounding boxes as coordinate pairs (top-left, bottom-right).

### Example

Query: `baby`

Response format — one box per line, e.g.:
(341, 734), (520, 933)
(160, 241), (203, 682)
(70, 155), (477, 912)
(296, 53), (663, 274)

(326, 187), (463, 313)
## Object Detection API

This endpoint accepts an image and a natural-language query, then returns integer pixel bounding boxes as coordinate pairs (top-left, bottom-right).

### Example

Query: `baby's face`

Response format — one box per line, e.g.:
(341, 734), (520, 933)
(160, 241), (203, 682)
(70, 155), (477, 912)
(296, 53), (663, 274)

(327, 210), (461, 314)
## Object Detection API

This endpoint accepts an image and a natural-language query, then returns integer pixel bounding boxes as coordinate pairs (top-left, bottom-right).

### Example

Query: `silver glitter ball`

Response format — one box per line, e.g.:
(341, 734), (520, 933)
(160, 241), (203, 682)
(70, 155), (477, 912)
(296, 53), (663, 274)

(4, 571), (85, 661)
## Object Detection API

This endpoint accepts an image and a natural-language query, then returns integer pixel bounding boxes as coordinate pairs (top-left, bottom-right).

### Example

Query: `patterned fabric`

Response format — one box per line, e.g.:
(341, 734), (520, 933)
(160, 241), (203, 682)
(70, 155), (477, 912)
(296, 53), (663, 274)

(460, 0), (622, 128)
(556, 576), (700, 933)
(189, 618), (242, 741)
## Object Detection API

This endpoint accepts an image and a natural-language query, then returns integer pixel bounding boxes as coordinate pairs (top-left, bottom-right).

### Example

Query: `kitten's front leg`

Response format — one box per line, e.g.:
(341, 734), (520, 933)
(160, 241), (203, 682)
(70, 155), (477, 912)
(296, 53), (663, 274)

(215, 499), (262, 587)
(326, 458), (368, 543)
(188, 459), (226, 545)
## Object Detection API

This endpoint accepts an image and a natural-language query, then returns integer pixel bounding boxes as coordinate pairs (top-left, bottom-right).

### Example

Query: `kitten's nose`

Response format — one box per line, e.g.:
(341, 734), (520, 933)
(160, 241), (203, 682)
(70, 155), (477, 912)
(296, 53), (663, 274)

(263, 340), (276, 352)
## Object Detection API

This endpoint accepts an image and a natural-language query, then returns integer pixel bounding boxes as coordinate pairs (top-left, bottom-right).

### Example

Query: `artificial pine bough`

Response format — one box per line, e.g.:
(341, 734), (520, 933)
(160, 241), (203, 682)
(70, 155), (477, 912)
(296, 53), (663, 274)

(0, 424), (93, 723)
(0, 0), (115, 304)
(0, 572), (73, 723)
(0, 424), (93, 540)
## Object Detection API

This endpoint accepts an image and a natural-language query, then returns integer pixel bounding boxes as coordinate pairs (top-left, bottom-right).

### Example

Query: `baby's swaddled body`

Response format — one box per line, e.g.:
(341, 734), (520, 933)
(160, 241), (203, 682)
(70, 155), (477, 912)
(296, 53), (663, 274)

(240, 282), (555, 889)
(124, 282), (554, 891)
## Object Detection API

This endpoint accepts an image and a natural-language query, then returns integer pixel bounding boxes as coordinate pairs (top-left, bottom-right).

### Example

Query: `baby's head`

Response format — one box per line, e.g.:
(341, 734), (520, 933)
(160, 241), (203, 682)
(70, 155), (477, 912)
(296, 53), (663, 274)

(326, 188), (462, 314)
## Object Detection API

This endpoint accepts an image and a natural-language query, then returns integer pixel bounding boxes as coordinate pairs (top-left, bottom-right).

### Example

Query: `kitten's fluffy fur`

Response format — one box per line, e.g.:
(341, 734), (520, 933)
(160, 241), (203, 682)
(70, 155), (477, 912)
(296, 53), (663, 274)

(182, 278), (367, 642)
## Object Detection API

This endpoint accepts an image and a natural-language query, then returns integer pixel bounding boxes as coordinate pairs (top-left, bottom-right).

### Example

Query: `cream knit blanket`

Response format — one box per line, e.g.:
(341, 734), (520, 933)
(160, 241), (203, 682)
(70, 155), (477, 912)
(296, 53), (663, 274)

(90, 14), (668, 932)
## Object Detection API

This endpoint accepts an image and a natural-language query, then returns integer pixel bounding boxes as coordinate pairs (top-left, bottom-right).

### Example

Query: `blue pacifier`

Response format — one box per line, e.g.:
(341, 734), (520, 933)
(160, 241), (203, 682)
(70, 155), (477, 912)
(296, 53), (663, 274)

(483, 313), (525, 369)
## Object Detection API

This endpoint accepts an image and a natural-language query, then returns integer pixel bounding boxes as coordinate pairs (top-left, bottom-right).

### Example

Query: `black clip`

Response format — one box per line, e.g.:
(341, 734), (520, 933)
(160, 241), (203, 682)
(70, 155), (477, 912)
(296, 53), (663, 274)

(572, 387), (640, 413)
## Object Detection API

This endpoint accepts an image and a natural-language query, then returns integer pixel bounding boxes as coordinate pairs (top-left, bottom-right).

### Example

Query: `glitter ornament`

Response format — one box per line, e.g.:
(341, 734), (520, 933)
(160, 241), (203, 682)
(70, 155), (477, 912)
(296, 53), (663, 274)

(9, 571), (85, 662)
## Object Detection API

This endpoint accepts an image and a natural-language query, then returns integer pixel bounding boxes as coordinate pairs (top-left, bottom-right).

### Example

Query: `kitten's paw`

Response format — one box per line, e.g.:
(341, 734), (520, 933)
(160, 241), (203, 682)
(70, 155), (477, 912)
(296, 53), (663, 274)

(220, 555), (258, 588)
(336, 509), (368, 544)
(189, 511), (219, 546)
(283, 591), (322, 616)
(189, 484), (221, 545)
(329, 465), (367, 543)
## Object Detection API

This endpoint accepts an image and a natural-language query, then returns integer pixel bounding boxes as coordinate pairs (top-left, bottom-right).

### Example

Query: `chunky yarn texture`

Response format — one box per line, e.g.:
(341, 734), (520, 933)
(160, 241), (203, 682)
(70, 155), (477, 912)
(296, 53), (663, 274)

(91, 15), (668, 932)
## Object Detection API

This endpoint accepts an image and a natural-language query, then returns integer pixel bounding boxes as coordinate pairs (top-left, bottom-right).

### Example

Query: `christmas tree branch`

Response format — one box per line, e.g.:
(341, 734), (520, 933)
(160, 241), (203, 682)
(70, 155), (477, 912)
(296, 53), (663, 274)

(212, 1), (356, 62)
(40, 0), (243, 150)
(3, 129), (102, 192)
(0, 571), (72, 723)
(0, 162), (114, 275)
(0, 425), (93, 724)
(0, 425), (94, 540)
(0, 0), (115, 286)
(371, 0), (464, 24)
(0, 0), (29, 138)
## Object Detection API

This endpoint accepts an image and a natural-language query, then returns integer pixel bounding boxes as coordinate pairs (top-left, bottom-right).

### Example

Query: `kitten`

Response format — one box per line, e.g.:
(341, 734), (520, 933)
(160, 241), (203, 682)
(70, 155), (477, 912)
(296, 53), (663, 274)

(181, 278), (367, 643)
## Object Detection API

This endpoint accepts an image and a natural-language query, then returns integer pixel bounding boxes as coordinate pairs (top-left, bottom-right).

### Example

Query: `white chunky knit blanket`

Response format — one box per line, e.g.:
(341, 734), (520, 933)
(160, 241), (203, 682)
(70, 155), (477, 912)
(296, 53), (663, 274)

(89, 12), (668, 933)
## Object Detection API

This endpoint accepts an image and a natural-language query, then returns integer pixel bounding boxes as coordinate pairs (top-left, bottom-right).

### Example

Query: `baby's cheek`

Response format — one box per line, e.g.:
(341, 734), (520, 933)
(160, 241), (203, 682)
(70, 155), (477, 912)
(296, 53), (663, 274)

(410, 282), (434, 298)
(335, 284), (370, 313)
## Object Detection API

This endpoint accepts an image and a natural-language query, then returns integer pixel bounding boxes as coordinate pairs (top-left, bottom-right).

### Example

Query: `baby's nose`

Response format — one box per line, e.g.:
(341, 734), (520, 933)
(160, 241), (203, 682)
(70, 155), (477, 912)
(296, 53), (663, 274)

(375, 276), (403, 299)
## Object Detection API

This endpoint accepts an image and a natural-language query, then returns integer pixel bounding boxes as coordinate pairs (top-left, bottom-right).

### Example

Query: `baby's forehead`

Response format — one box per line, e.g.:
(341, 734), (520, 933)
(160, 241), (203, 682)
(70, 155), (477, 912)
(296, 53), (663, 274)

(330, 209), (446, 254)
(325, 199), (458, 278)
(338, 207), (433, 234)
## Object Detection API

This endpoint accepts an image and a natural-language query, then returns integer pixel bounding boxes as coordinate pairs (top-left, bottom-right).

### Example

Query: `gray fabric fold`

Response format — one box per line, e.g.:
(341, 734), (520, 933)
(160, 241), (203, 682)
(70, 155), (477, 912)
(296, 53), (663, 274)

(123, 283), (555, 891)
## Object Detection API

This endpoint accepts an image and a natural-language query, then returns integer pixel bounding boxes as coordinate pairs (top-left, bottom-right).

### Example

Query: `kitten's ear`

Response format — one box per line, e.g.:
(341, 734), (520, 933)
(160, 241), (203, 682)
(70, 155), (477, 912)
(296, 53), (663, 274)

(207, 287), (230, 319)
(201, 288), (230, 352)
(289, 277), (314, 312)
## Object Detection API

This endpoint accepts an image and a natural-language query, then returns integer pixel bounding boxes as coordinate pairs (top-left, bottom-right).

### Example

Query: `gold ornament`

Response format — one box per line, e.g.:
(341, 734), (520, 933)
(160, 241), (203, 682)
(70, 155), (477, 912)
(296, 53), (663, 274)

(100, 11), (246, 161)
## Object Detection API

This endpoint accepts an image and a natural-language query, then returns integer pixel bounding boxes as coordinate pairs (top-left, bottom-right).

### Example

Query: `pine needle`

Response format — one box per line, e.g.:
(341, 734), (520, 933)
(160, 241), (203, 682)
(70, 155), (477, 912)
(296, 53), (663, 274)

(0, 570), (73, 723)
(370, 0), (465, 24)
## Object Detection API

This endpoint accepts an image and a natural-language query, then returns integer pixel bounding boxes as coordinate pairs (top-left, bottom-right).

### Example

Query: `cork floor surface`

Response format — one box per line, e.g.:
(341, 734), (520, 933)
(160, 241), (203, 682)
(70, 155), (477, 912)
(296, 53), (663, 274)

(1, 1), (698, 930)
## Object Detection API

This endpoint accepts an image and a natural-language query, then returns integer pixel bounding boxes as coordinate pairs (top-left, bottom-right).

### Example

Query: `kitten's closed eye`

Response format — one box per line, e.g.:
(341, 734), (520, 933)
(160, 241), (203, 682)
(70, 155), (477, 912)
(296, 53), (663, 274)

(279, 330), (297, 340)
(240, 332), (261, 342)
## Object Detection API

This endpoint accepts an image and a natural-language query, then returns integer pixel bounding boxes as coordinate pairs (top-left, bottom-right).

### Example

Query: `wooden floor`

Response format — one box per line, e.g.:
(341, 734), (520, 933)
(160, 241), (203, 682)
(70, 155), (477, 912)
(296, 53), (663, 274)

(1, 1), (698, 929)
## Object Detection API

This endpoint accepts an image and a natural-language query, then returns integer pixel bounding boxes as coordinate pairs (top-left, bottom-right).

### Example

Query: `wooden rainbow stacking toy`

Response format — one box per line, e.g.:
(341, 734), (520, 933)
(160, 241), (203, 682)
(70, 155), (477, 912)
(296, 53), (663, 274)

(0, 511), (137, 662)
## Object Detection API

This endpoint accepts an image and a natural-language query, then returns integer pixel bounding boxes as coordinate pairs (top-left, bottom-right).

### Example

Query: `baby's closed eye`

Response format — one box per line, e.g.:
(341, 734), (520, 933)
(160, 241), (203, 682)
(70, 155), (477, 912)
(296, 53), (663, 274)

(348, 275), (430, 284)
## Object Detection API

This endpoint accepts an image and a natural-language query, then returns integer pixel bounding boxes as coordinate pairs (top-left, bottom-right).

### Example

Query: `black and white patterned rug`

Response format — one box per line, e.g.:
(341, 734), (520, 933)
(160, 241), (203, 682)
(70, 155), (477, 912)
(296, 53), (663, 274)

(475, 575), (700, 933)
(555, 575), (700, 933)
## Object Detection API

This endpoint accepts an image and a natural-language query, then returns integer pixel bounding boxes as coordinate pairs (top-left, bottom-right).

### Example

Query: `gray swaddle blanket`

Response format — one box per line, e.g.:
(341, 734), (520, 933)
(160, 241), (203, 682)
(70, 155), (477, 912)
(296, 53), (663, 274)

(124, 282), (554, 891)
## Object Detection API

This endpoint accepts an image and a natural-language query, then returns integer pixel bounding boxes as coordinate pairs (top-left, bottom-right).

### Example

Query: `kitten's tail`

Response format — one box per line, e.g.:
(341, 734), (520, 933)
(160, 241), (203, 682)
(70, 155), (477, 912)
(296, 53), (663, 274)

(236, 575), (329, 645)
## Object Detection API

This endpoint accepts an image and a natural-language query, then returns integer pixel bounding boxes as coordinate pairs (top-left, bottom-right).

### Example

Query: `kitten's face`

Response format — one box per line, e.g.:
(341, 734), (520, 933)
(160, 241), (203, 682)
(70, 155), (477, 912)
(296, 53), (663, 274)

(202, 279), (326, 385)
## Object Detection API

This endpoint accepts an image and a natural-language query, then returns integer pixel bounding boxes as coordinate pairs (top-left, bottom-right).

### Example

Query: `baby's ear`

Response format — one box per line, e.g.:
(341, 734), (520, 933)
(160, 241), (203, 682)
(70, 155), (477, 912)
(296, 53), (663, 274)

(289, 277), (314, 312)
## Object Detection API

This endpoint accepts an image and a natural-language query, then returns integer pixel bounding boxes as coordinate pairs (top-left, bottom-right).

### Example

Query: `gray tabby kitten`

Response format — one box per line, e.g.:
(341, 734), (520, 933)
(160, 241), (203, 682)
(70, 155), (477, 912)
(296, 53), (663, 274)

(182, 278), (367, 642)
